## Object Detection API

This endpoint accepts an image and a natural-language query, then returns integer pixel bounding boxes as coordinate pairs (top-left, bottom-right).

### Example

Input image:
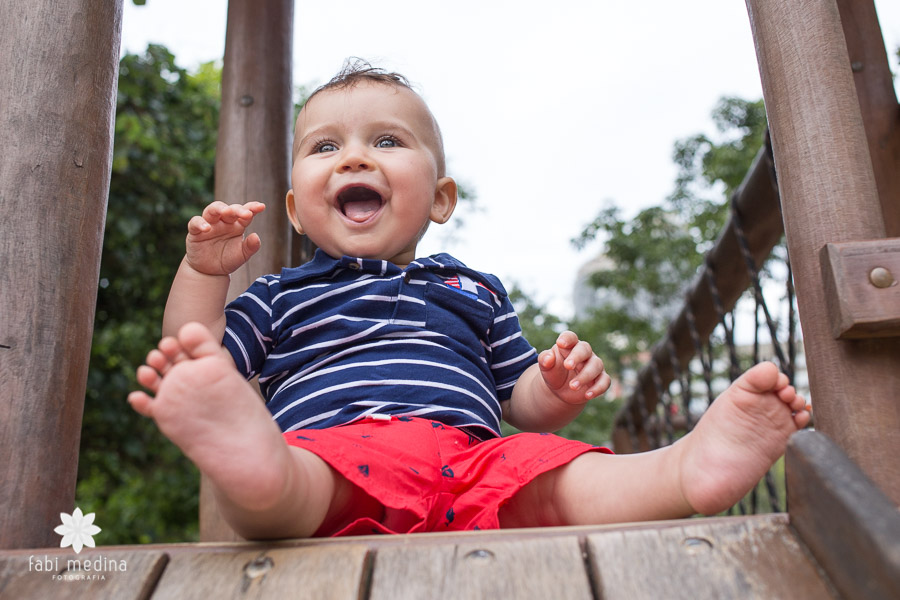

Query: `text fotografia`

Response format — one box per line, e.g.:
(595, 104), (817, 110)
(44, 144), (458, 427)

(29, 554), (127, 581)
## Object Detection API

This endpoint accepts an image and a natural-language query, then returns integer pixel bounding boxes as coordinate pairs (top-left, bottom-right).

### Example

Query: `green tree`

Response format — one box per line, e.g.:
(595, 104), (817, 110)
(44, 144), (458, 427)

(544, 97), (770, 445)
(572, 97), (767, 367)
(78, 45), (221, 544)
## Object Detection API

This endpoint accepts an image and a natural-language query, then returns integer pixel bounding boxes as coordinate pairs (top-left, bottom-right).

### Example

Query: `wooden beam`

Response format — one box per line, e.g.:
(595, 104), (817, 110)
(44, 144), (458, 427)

(836, 0), (900, 235)
(787, 430), (900, 600)
(744, 0), (900, 503)
(0, 0), (123, 549)
(820, 238), (900, 338)
(200, 0), (294, 543)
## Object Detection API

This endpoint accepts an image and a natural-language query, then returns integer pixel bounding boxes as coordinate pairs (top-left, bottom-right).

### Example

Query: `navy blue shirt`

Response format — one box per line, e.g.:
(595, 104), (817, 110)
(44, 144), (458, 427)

(224, 250), (538, 439)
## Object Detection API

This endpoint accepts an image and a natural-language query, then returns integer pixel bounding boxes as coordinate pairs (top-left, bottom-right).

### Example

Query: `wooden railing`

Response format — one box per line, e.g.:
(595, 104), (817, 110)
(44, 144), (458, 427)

(613, 0), (900, 513)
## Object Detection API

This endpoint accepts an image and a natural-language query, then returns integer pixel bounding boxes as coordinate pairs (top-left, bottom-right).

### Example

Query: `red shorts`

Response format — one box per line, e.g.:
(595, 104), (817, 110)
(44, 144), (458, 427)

(283, 416), (611, 537)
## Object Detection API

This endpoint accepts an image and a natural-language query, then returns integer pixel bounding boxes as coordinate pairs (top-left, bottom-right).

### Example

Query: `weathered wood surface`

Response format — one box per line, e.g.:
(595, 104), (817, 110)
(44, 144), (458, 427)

(218, 0), (295, 300)
(0, 550), (167, 600)
(0, 0), (124, 549)
(787, 430), (900, 600)
(0, 515), (844, 599)
(200, 0), (295, 544)
(369, 536), (593, 600)
(152, 544), (369, 599)
(745, 0), (900, 503)
(836, 0), (900, 236)
(820, 238), (900, 338)
(588, 518), (838, 599)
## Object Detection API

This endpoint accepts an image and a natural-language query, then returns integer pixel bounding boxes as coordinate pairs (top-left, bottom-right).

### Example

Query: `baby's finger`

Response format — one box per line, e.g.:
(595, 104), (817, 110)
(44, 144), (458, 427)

(538, 348), (559, 371)
(554, 330), (579, 351)
(187, 215), (212, 235)
(584, 372), (612, 400)
(563, 340), (594, 370)
(569, 354), (604, 390)
(201, 201), (229, 223)
(538, 346), (572, 390)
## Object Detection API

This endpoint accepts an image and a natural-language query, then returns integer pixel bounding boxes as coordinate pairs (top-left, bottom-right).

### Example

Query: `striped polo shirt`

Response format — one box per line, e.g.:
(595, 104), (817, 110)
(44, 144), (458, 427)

(223, 250), (538, 439)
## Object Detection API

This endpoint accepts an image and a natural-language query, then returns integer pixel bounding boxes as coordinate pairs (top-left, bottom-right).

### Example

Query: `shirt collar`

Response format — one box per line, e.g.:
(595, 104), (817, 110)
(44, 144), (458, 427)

(278, 249), (506, 297)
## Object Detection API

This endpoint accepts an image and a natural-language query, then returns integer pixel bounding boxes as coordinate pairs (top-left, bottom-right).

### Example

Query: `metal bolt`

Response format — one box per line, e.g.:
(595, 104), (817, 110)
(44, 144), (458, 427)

(244, 555), (274, 579)
(240, 95), (255, 107)
(851, 61), (864, 73)
(682, 537), (713, 554)
(465, 549), (494, 560)
(869, 267), (894, 289)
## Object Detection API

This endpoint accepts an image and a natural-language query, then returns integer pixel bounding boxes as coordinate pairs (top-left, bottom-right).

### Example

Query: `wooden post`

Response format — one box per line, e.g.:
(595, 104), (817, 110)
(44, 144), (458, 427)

(200, 0), (295, 542)
(836, 0), (900, 235)
(745, 0), (900, 503)
(0, 1), (123, 548)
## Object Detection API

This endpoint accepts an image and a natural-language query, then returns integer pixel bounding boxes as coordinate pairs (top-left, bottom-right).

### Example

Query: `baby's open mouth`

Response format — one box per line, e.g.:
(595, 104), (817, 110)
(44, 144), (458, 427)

(338, 186), (384, 223)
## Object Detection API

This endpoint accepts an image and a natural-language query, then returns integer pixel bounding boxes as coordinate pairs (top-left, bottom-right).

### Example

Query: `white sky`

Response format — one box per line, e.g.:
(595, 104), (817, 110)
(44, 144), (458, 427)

(121, 0), (900, 318)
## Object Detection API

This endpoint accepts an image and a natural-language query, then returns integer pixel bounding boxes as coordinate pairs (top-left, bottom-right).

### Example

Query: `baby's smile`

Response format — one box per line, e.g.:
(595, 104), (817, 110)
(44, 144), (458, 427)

(337, 185), (385, 224)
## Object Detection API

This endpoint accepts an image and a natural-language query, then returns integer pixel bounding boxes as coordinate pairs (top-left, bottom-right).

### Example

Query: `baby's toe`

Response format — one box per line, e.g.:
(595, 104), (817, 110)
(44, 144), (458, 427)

(135, 365), (162, 393)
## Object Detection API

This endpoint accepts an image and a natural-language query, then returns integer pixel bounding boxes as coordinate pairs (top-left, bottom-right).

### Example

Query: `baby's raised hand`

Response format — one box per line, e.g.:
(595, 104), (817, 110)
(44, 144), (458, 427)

(538, 331), (611, 404)
(185, 201), (266, 276)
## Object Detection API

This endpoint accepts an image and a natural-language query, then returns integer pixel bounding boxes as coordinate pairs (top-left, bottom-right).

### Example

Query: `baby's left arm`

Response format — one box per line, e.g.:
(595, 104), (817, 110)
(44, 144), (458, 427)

(502, 331), (611, 432)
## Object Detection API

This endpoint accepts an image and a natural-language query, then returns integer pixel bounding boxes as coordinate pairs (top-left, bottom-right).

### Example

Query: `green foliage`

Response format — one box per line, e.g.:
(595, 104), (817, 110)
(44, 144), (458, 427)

(573, 96), (766, 345)
(504, 287), (622, 447)
(560, 97), (768, 444)
(79, 45), (221, 544)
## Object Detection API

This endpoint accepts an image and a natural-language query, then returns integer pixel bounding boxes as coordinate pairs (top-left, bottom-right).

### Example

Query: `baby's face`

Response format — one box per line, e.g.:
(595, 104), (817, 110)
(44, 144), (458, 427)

(287, 82), (456, 268)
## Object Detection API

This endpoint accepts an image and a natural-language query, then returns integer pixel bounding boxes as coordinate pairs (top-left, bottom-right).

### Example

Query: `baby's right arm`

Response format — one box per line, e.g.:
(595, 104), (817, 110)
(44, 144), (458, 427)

(163, 201), (266, 341)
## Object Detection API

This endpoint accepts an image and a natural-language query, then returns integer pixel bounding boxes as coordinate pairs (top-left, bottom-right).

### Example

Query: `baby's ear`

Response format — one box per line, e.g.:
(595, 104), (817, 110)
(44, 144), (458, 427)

(285, 189), (304, 235)
(430, 177), (457, 225)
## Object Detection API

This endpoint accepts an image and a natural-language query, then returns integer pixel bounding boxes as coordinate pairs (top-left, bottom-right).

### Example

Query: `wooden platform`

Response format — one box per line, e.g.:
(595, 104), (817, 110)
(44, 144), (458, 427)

(3, 432), (898, 600)
(0, 515), (838, 600)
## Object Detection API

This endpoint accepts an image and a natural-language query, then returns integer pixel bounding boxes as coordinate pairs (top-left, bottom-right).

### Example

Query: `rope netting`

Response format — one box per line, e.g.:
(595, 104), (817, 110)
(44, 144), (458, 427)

(614, 133), (810, 515)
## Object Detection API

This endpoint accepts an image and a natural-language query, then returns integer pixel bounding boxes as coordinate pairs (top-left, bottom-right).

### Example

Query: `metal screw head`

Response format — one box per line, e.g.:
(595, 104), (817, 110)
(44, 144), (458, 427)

(851, 61), (864, 73)
(682, 537), (713, 554)
(465, 549), (495, 560)
(240, 95), (255, 107)
(244, 555), (274, 579)
(869, 267), (894, 289)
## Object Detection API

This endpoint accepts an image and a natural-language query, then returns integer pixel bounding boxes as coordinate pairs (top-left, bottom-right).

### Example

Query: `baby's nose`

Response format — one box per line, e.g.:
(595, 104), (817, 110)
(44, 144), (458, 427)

(338, 145), (373, 172)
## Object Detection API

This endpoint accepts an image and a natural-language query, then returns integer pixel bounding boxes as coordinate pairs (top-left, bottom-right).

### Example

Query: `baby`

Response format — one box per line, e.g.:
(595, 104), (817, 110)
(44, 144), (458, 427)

(129, 62), (810, 539)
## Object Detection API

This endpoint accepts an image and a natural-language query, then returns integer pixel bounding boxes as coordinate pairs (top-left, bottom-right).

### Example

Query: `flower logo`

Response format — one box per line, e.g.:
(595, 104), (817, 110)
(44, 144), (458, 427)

(53, 507), (101, 554)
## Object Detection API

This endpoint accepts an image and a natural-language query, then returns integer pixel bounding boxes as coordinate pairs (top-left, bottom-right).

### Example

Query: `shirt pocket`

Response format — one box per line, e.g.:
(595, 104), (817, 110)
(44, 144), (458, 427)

(424, 282), (493, 344)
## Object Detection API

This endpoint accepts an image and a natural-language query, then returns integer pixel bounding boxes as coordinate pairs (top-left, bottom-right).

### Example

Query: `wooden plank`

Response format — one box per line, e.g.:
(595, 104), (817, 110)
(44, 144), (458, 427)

(0, 0), (124, 549)
(151, 544), (368, 599)
(744, 0), (900, 503)
(0, 550), (167, 600)
(199, 0), (295, 543)
(369, 536), (594, 600)
(587, 515), (837, 599)
(787, 430), (900, 600)
(820, 238), (900, 338)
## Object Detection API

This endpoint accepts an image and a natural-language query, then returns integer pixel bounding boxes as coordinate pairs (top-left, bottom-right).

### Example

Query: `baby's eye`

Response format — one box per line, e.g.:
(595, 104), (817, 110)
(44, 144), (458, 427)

(315, 141), (337, 153)
(375, 136), (398, 149)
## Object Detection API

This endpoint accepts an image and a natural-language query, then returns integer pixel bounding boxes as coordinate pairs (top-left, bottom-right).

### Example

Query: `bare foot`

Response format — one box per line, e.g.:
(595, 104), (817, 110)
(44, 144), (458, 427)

(677, 362), (810, 515)
(128, 323), (294, 513)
